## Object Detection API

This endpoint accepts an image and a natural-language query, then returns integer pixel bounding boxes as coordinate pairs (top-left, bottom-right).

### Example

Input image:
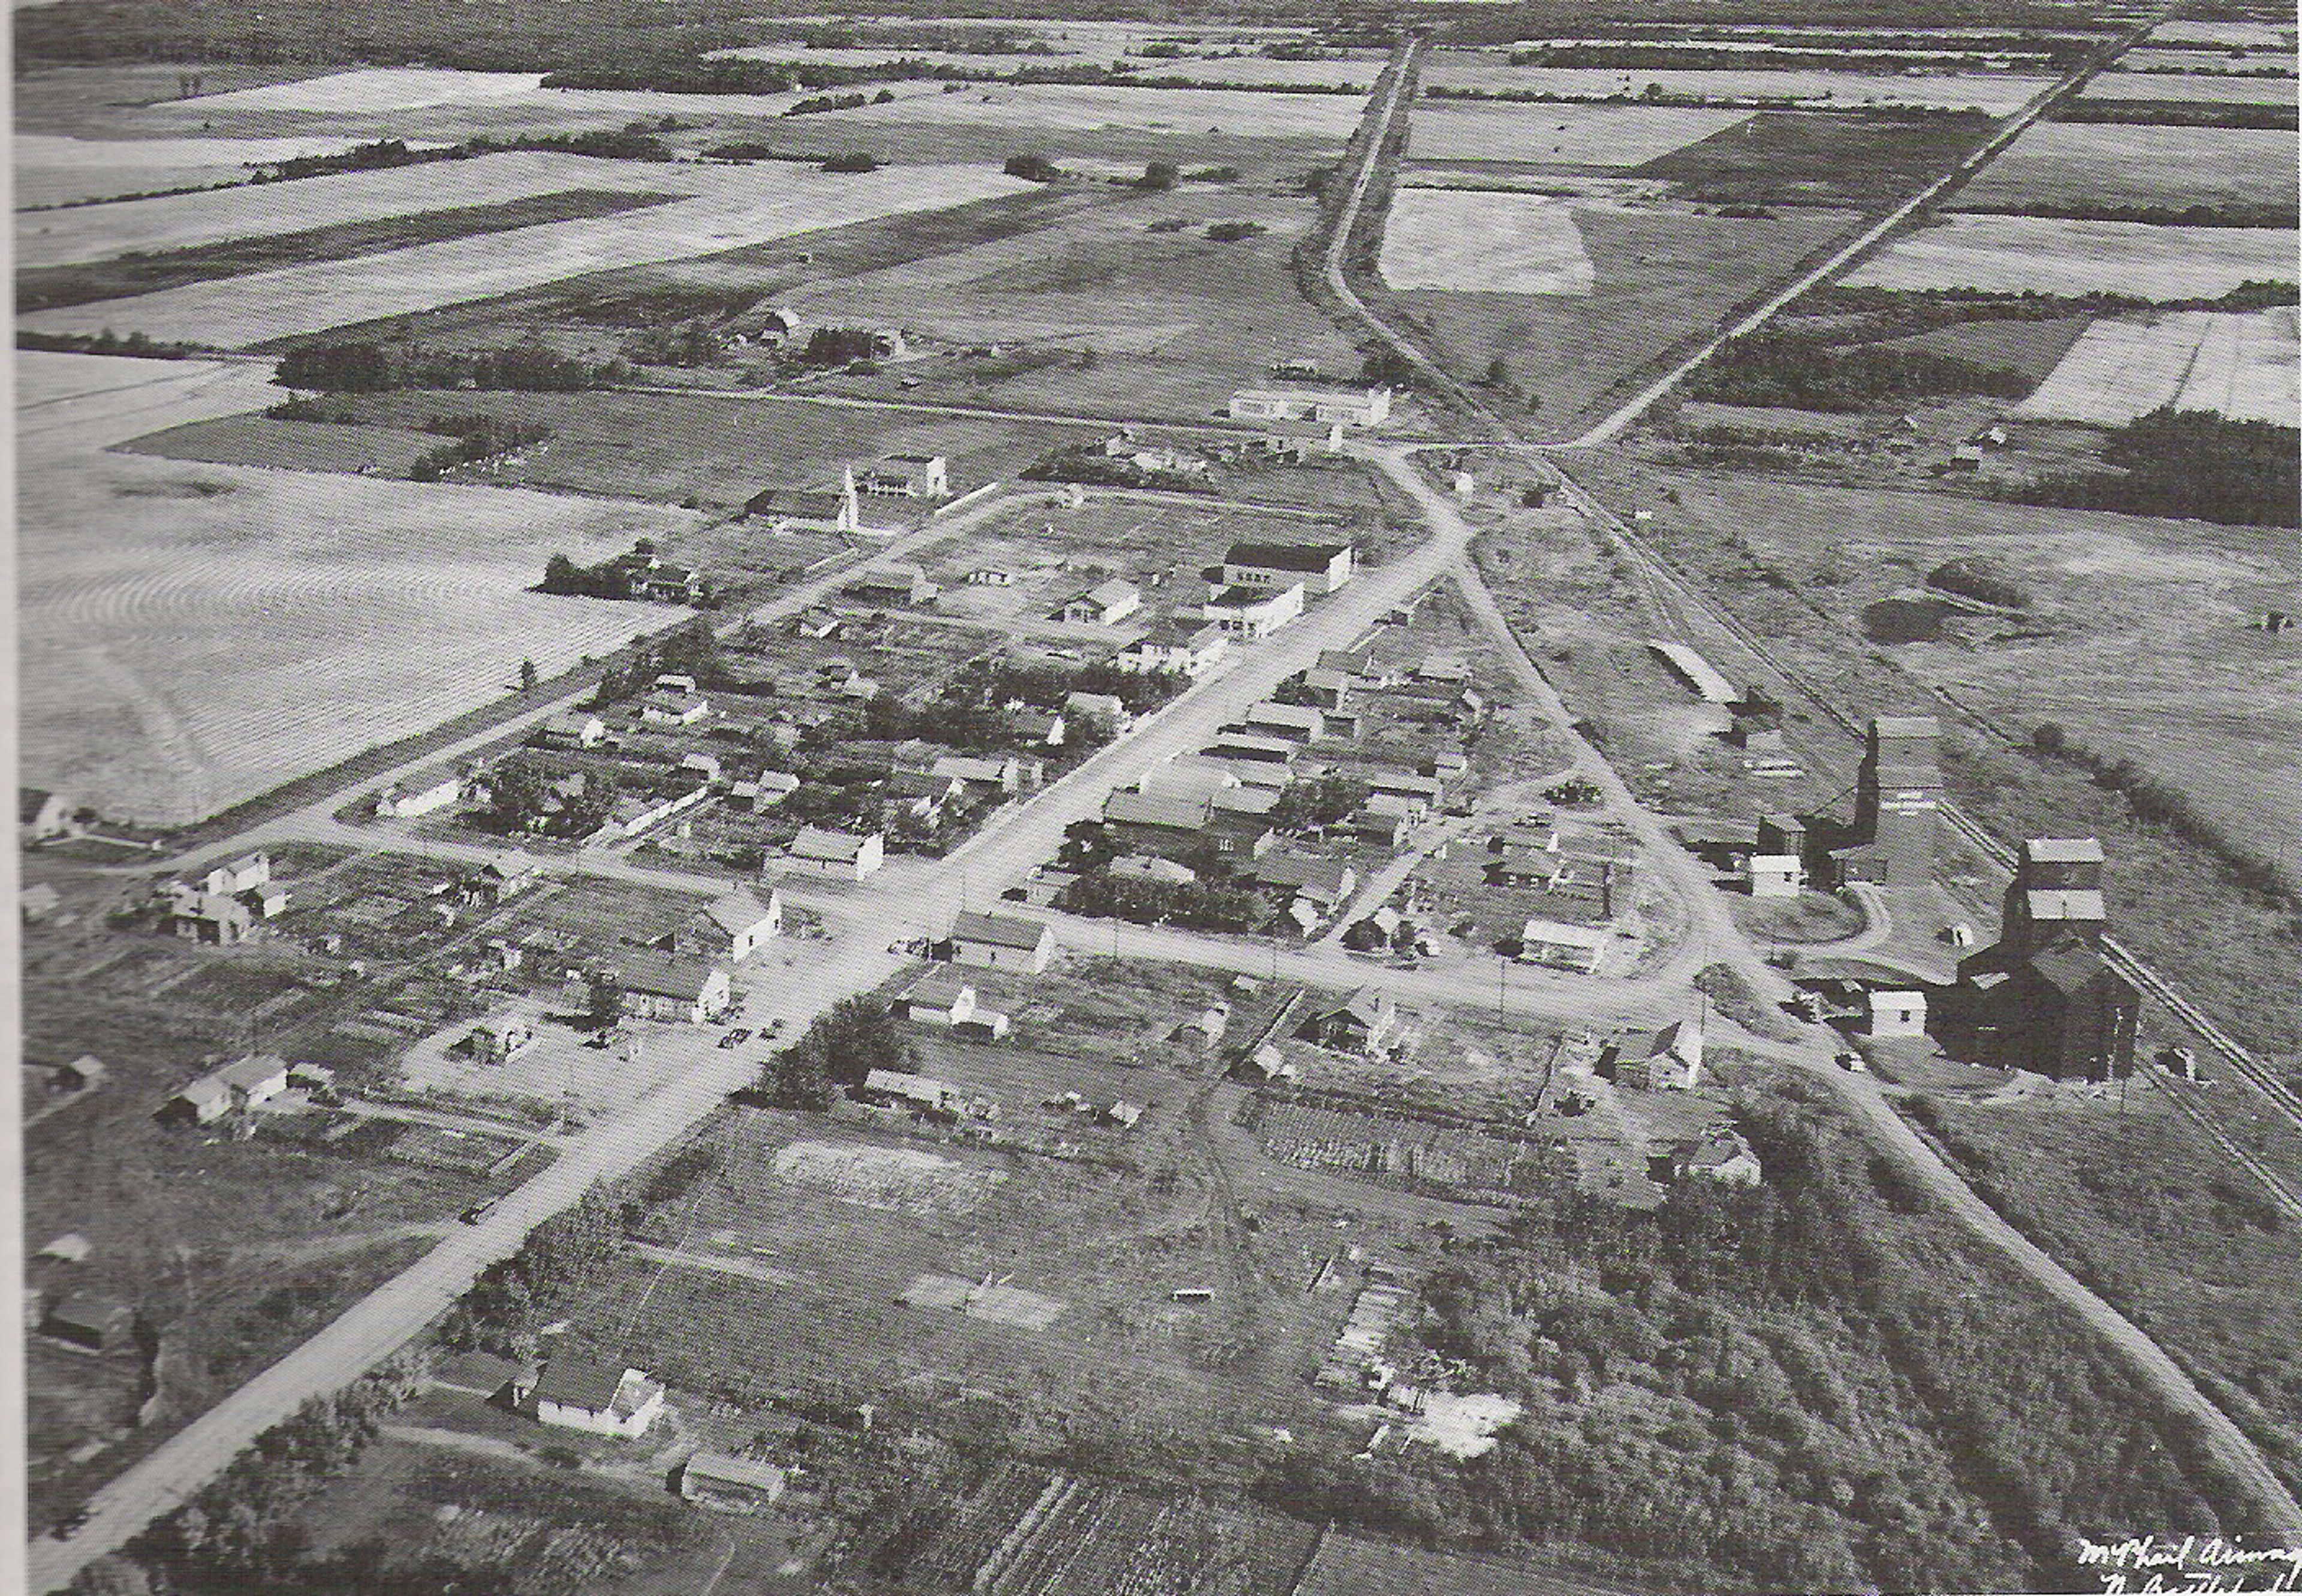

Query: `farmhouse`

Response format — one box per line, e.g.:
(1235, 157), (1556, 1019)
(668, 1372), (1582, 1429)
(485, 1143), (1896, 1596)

(894, 972), (1011, 1038)
(857, 453), (950, 498)
(1203, 582), (1306, 638)
(20, 787), (79, 843)
(680, 1452), (788, 1511)
(1058, 578), (1143, 627)
(218, 1053), (291, 1109)
(1117, 620), (1230, 677)
(949, 910), (1056, 974)
(167, 892), (255, 945)
(1221, 540), (1357, 595)
(1227, 386), (1393, 428)
(375, 770), (464, 818)
(1520, 919), (1608, 974)
(532, 1359), (667, 1438)
(1302, 988), (1402, 1054)
(787, 827), (885, 881)
(167, 1073), (234, 1125)
(41, 1292), (138, 1354)
(601, 958), (731, 1025)
(1606, 1017), (1703, 1091)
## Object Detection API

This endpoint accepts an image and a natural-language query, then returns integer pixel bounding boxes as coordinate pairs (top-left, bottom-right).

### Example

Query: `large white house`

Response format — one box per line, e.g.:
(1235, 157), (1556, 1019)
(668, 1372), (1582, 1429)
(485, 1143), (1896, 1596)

(1203, 582), (1306, 638)
(685, 888), (783, 963)
(1227, 386), (1392, 427)
(787, 826), (885, 881)
(532, 1360), (667, 1438)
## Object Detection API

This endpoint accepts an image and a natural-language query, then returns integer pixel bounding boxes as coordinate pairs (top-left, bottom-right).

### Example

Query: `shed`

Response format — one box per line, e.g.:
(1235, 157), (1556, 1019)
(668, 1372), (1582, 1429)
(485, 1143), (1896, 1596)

(681, 1452), (789, 1510)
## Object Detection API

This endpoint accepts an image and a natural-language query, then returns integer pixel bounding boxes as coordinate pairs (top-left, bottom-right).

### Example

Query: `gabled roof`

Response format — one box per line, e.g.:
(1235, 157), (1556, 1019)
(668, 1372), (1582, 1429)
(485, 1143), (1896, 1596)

(1074, 577), (1140, 609)
(791, 826), (877, 863)
(703, 889), (776, 935)
(1105, 790), (1210, 831)
(617, 957), (726, 1002)
(1326, 987), (1395, 1026)
(219, 1054), (288, 1091)
(2022, 941), (2122, 996)
(2024, 837), (2105, 865)
(535, 1358), (659, 1417)
(951, 911), (1051, 951)
(1224, 540), (1352, 571)
(686, 1453), (788, 1493)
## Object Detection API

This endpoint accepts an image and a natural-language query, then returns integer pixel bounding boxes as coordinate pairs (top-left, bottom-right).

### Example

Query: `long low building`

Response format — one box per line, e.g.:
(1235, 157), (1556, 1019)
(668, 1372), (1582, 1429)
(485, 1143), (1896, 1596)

(1647, 640), (1737, 705)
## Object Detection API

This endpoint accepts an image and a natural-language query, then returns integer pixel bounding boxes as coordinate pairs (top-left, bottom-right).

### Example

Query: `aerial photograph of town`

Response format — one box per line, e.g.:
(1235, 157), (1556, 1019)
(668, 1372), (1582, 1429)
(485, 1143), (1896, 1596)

(9, 0), (2298, 1589)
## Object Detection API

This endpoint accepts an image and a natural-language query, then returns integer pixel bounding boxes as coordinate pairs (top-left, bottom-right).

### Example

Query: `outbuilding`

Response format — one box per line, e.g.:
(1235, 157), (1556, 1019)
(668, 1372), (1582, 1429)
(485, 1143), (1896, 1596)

(948, 911), (1056, 974)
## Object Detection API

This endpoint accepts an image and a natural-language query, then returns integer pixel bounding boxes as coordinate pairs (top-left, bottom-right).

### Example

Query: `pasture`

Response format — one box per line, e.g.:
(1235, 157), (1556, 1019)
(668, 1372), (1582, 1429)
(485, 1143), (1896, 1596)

(1839, 216), (2300, 299)
(2016, 309), (2299, 427)
(1946, 122), (2300, 216)
(2143, 20), (2296, 50)
(1379, 189), (1594, 293)
(19, 353), (694, 825)
(2077, 69), (2300, 104)
(18, 164), (1035, 349)
(1403, 102), (1749, 165)
(1417, 53), (2053, 112)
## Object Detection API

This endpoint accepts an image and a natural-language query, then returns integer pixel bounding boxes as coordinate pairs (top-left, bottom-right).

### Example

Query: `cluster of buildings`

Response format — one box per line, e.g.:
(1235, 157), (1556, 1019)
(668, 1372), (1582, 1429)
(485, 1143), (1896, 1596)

(156, 851), (285, 945)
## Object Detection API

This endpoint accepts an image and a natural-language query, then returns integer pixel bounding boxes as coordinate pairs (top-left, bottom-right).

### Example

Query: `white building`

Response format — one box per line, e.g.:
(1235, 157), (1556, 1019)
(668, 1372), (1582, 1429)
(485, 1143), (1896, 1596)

(1227, 386), (1393, 427)
(376, 772), (464, 818)
(1866, 990), (1928, 1038)
(533, 1360), (667, 1438)
(686, 888), (782, 963)
(1203, 582), (1306, 638)
(948, 910), (1056, 974)
(1519, 919), (1608, 974)
(787, 827), (885, 881)
(1221, 540), (1357, 596)
(1746, 854), (1802, 899)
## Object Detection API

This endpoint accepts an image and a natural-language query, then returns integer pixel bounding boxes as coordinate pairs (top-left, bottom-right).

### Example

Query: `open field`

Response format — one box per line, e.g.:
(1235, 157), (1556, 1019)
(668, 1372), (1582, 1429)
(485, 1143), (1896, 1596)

(1840, 216), (2301, 298)
(2017, 308), (2300, 426)
(2078, 68), (2300, 104)
(783, 82), (1367, 142)
(20, 164), (1035, 349)
(2144, 20), (2297, 50)
(1945, 122), (2300, 216)
(1418, 53), (2054, 112)
(20, 353), (695, 824)
(1632, 109), (1999, 207)
(1137, 54), (1389, 88)
(2118, 46), (2300, 73)
(12, 131), (404, 208)
(1403, 102), (1748, 165)
(1391, 203), (1858, 439)
(16, 150), (691, 269)
(1379, 189), (1593, 293)
(181, 66), (546, 112)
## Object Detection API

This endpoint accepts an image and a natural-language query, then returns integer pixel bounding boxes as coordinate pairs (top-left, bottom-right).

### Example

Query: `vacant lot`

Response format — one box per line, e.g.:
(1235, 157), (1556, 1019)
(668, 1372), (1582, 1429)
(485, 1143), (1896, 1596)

(20, 164), (1035, 348)
(1418, 53), (2053, 112)
(15, 150), (688, 269)
(1405, 102), (1747, 165)
(2078, 69), (2300, 104)
(1379, 189), (1593, 293)
(20, 353), (692, 824)
(2017, 308), (2299, 427)
(1840, 216), (2300, 299)
(1390, 203), (1858, 439)
(1947, 122), (2299, 216)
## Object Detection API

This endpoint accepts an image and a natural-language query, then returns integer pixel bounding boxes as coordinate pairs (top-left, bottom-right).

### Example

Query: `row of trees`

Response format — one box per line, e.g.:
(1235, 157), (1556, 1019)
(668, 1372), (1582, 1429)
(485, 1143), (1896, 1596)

(409, 414), (552, 481)
(2011, 406), (2300, 527)
(276, 340), (629, 394)
(1689, 329), (2031, 411)
(439, 1187), (624, 1356)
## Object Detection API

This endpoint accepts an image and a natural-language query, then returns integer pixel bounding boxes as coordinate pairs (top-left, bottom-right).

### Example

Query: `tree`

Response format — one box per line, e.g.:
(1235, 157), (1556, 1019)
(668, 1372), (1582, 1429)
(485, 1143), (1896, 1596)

(541, 553), (579, 594)
(1137, 160), (1180, 191)
(1004, 152), (1061, 181)
(519, 658), (539, 691)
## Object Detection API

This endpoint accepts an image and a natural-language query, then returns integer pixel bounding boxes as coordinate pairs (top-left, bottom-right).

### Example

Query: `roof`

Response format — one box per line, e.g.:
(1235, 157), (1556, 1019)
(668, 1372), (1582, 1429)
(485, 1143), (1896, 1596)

(617, 957), (726, 1002)
(951, 911), (1051, 951)
(1327, 987), (1395, 1026)
(1255, 851), (1351, 895)
(1224, 540), (1352, 571)
(535, 1358), (658, 1417)
(1064, 691), (1125, 716)
(2026, 889), (2105, 921)
(1073, 577), (1140, 609)
(1870, 715), (1941, 740)
(791, 826), (876, 863)
(21, 787), (57, 823)
(1521, 919), (1610, 951)
(1105, 789), (1210, 831)
(932, 754), (1014, 783)
(1245, 701), (1321, 728)
(686, 1453), (788, 1493)
(2024, 837), (2105, 865)
(219, 1054), (288, 1091)
(177, 1074), (233, 1106)
(864, 1067), (948, 1101)
(901, 971), (975, 1010)
(46, 1291), (132, 1333)
(1683, 1132), (1756, 1170)
(224, 851), (267, 875)
(703, 889), (776, 935)
(1138, 620), (1226, 650)
(2023, 941), (2122, 996)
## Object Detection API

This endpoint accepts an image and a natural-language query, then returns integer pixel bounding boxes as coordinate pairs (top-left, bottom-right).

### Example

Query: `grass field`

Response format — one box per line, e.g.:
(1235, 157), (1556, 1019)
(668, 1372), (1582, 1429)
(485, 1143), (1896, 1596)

(1840, 215), (2301, 298)
(2079, 68), (2300, 104)
(2016, 308), (2299, 426)
(11, 131), (396, 208)
(180, 66), (546, 112)
(1390, 203), (1858, 439)
(1946, 122), (2300, 216)
(1379, 189), (1594, 293)
(1138, 54), (1390, 88)
(1418, 52), (2053, 112)
(21, 353), (694, 824)
(1403, 102), (1748, 165)
(19, 164), (1036, 349)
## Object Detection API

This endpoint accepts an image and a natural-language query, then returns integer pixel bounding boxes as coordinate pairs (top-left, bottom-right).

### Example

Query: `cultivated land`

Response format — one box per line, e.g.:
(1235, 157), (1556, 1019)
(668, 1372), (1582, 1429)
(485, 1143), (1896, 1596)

(1402, 101), (1749, 164)
(2017, 308), (2300, 427)
(1945, 121), (2301, 215)
(1840, 215), (2301, 298)
(1417, 53), (2056, 111)
(791, 82), (1369, 142)
(19, 164), (1036, 348)
(1379, 188), (1594, 293)
(2078, 68), (2301, 103)
(11, 131), (391, 208)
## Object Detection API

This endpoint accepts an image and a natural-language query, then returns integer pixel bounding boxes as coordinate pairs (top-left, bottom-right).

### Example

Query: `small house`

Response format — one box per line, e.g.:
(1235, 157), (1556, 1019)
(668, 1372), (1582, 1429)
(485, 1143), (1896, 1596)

(640, 689), (710, 728)
(1058, 578), (1143, 627)
(1520, 919), (1607, 974)
(20, 883), (64, 923)
(1302, 988), (1400, 1054)
(680, 1452), (788, 1511)
(686, 888), (782, 963)
(460, 850), (541, 907)
(949, 911), (1056, 974)
(786, 827), (884, 882)
(846, 566), (938, 608)
(1117, 621), (1229, 679)
(532, 1359), (667, 1438)
(602, 958), (732, 1025)
(168, 1072), (234, 1125)
(1866, 989), (1928, 1039)
(465, 1011), (536, 1064)
(1607, 1017), (1703, 1092)
(860, 1068), (955, 1113)
(53, 1055), (107, 1092)
(1746, 854), (1801, 899)
(1665, 1131), (1762, 1187)
(540, 713), (607, 749)
(219, 1054), (291, 1109)
(168, 893), (255, 945)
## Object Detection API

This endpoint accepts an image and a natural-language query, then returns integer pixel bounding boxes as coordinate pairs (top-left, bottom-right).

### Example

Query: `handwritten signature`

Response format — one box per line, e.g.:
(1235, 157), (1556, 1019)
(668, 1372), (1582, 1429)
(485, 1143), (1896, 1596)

(2080, 1536), (2302, 1594)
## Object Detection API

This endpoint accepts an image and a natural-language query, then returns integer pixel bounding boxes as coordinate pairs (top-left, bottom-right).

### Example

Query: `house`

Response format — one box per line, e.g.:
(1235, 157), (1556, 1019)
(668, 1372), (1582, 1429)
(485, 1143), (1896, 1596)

(53, 1055), (107, 1091)
(540, 712), (607, 749)
(375, 770), (465, 818)
(680, 1452), (789, 1511)
(1103, 1099), (1144, 1129)
(860, 1068), (956, 1112)
(787, 827), (885, 881)
(617, 555), (703, 604)
(793, 607), (843, 640)
(167, 892), (255, 945)
(1207, 731), (1298, 768)
(41, 1292), (137, 1354)
(21, 883), (64, 923)
(857, 453), (950, 499)
(460, 850), (540, 907)
(932, 754), (1023, 797)
(20, 787), (79, 842)
(640, 689), (710, 727)
(685, 889), (782, 962)
(1303, 989), (1401, 1053)
(1486, 847), (1559, 889)
(1659, 1130), (1762, 1187)
(1103, 788), (1213, 854)
(846, 565), (938, 607)
(1866, 990), (1927, 1038)
(532, 1359), (667, 1438)
(1254, 850), (1358, 910)
(1203, 582), (1306, 638)
(1520, 919), (1608, 974)
(747, 771), (802, 811)
(1746, 854), (1801, 899)
(894, 972), (1011, 1038)
(1340, 809), (1411, 850)
(601, 958), (732, 1025)
(1062, 691), (1129, 728)
(200, 851), (272, 896)
(1221, 540), (1357, 595)
(1117, 621), (1230, 678)
(465, 1011), (536, 1063)
(1058, 578), (1143, 627)
(219, 1054), (291, 1108)
(949, 911), (1056, 974)
(1243, 701), (1325, 742)
(1607, 1017), (1703, 1091)
(1227, 386), (1392, 428)
(748, 469), (861, 533)
(168, 1072), (234, 1125)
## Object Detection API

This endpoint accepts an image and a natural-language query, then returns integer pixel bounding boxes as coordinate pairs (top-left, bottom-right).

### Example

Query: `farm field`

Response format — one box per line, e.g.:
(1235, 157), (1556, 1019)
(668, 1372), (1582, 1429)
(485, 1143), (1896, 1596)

(1418, 53), (2055, 112)
(1379, 189), (1593, 293)
(19, 352), (695, 824)
(778, 82), (1367, 143)
(12, 131), (404, 208)
(2143, 19), (2297, 50)
(1631, 109), (1999, 207)
(19, 164), (1036, 348)
(1135, 54), (1390, 88)
(2078, 68), (2300, 103)
(177, 67), (547, 113)
(1389, 203), (1859, 439)
(2117, 45), (2300, 73)
(1945, 121), (2300, 216)
(1839, 215), (2301, 298)
(2016, 308), (2300, 427)
(1402, 102), (1749, 165)
(15, 150), (688, 269)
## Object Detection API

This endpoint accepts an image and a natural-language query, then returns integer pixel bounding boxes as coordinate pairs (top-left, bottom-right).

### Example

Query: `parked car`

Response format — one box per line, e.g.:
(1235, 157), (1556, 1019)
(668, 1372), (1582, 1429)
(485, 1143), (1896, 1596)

(718, 1028), (752, 1049)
